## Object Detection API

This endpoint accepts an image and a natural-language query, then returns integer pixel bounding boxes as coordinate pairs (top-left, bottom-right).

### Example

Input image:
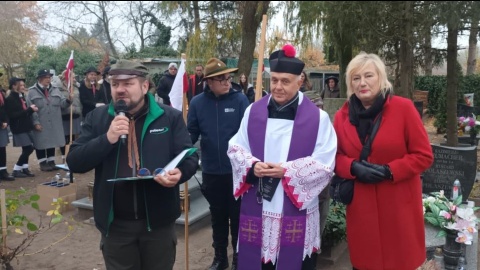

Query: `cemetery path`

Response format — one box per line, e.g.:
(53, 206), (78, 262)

(0, 115), (477, 269)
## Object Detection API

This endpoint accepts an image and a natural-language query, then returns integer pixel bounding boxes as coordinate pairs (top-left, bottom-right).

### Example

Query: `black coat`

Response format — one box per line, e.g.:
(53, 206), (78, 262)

(97, 81), (112, 105)
(67, 94), (199, 236)
(5, 91), (34, 134)
(0, 91), (7, 124)
(156, 70), (176, 106)
(79, 81), (101, 118)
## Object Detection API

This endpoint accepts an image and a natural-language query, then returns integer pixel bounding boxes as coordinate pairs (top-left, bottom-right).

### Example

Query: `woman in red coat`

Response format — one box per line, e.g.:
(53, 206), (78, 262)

(333, 52), (433, 270)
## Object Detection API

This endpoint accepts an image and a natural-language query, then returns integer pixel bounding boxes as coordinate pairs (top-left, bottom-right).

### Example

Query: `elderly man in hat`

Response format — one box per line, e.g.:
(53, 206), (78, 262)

(67, 59), (199, 270)
(227, 45), (337, 270)
(79, 66), (101, 119)
(187, 58), (249, 270)
(26, 69), (73, 172)
(321, 76), (340, 99)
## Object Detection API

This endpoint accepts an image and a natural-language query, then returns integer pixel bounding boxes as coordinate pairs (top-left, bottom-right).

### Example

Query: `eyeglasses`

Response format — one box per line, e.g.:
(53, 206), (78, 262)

(211, 76), (233, 85)
(137, 168), (165, 177)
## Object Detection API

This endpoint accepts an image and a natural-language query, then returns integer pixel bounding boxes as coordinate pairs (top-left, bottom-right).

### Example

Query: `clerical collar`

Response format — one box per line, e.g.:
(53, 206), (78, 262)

(267, 92), (299, 120)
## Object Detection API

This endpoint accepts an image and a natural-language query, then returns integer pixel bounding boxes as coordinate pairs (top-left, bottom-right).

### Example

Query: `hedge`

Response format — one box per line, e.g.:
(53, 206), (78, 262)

(414, 75), (480, 132)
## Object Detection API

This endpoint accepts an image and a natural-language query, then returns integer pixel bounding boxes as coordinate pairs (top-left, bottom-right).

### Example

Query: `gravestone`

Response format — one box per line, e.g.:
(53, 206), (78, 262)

(457, 103), (480, 117)
(422, 144), (477, 200)
(414, 101), (423, 119)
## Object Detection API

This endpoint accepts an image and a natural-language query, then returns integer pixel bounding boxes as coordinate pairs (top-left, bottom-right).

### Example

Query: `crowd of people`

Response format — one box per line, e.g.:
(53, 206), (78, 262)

(0, 65), (114, 181)
(0, 44), (433, 270)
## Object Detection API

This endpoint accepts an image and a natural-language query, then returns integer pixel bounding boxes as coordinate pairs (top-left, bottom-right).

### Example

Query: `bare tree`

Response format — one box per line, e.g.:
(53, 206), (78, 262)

(42, 1), (120, 58)
(124, 1), (158, 51)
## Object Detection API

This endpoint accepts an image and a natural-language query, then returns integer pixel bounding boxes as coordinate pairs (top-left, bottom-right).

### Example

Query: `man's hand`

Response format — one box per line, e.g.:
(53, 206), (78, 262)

(254, 162), (285, 179)
(34, 124), (42, 131)
(1, 122), (7, 129)
(106, 115), (129, 144)
(154, 168), (182, 187)
(30, 105), (38, 112)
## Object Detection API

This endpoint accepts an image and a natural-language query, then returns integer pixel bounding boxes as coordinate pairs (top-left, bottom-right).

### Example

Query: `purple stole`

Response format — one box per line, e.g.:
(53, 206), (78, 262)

(238, 94), (320, 270)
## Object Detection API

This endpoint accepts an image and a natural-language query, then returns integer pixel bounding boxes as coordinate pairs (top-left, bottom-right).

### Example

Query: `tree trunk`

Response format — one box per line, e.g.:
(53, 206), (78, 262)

(467, 16), (479, 75)
(338, 44), (352, 98)
(424, 28), (433, 75)
(237, 1), (270, 82)
(398, 1), (414, 99)
(99, 2), (118, 58)
(446, 23), (459, 147)
(393, 41), (401, 90)
(193, 1), (200, 32)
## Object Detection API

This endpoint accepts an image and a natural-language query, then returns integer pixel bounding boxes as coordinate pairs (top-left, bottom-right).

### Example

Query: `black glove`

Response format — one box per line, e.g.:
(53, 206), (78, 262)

(360, 160), (393, 180)
(350, 161), (386, 184)
(246, 162), (260, 184)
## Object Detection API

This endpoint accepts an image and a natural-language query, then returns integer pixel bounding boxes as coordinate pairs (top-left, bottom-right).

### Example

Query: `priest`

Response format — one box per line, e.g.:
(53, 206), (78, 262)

(227, 44), (337, 270)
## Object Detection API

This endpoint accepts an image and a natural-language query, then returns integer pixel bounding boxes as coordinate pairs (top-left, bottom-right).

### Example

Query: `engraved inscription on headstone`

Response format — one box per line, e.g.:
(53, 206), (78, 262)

(422, 144), (477, 200)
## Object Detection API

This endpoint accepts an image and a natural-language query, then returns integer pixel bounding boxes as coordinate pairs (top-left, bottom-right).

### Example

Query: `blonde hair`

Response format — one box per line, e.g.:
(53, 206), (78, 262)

(345, 52), (393, 99)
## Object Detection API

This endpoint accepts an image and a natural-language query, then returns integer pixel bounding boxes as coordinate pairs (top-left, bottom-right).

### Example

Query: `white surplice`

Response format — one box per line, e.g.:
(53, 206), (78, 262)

(227, 93), (337, 264)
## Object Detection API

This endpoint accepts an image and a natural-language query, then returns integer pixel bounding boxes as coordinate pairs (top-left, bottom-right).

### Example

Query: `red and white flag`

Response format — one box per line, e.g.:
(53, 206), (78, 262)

(65, 50), (74, 91)
(169, 58), (188, 111)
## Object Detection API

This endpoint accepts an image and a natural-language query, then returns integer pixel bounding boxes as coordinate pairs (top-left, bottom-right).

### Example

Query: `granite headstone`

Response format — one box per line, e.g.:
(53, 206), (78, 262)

(414, 101), (423, 119)
(422, 144), (477, 200)
(457, 103), (480, 118)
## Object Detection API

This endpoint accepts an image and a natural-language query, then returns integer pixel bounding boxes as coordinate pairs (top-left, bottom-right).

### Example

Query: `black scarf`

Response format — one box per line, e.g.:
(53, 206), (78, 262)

(349, 92), (389, 144)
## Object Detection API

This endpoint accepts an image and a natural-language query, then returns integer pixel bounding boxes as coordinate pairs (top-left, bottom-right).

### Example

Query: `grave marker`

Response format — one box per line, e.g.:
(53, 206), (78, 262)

(422, 144), (477, 200)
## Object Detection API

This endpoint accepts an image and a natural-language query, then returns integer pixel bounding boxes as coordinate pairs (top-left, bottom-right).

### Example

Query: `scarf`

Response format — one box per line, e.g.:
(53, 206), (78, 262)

(348, 91), (389, 144)
(126, 98), (149, 170)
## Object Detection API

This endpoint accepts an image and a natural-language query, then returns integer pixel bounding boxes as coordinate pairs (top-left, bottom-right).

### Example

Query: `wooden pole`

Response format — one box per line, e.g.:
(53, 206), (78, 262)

(1, 189), (7, 253)
(65, 69), (74, 159)
(255, 14), (268, 102)
(181, 53), (190, 270)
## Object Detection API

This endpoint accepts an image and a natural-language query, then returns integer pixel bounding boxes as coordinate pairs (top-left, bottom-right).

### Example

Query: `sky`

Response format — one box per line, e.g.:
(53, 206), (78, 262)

(37, 1), (471, 54)
(37, 2), (286, 50)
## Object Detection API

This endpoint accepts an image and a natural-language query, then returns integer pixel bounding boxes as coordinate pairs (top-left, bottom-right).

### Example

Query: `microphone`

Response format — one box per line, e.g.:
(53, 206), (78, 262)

(114, 100), (128, 145)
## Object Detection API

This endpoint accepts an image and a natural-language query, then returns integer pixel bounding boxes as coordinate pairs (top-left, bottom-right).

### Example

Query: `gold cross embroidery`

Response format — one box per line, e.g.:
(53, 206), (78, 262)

(241, 220), (258, 242)
(285, 220), (303, 243)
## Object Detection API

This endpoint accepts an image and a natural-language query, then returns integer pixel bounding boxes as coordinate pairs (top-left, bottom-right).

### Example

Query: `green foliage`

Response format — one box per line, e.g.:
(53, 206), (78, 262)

(24, 46), (103, 86)
(124, 46), (178, 60)
(1, 188), (69, 268)
(415, 74), (480, 133)
(322, 200), (347, 247)
(2, 188), (38, 236)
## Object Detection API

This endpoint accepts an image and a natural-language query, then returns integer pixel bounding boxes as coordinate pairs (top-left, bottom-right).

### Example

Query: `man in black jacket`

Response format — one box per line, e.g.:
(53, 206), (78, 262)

(156, 62), (177, 106)
(67, 60), (199, 270)
(187, 58), (249, 270)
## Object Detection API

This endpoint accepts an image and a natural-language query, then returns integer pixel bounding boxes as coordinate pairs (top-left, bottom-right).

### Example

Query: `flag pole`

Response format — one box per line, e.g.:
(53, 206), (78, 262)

(181, 52), (190, 270)
(65, 71), (74, 158)
(255, 14), (268, 102)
